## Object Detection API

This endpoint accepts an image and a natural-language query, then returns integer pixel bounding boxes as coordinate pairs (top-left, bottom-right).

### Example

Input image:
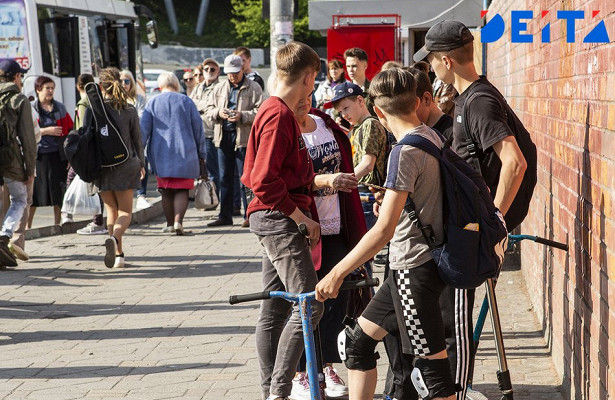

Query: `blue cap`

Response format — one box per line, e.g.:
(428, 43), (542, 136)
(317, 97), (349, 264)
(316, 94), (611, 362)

(0, 59), (28, 76)
(323, 81), (364, 109)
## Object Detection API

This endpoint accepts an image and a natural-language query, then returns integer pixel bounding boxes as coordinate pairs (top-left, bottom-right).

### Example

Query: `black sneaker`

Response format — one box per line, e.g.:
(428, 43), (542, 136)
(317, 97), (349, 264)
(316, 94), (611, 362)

(0, 236), (18, 267)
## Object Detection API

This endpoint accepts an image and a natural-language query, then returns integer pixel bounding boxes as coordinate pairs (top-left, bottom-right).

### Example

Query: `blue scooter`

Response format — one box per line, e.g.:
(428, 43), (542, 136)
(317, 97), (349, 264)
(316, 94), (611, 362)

(230, 279), (379, 400)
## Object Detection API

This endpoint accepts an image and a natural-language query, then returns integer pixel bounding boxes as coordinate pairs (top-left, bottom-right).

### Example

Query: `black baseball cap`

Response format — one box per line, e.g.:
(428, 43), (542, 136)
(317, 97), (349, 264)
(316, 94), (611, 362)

(323, 81), (364, 109)
(413, 20), (474, 62)
(0, 59), (28, 76)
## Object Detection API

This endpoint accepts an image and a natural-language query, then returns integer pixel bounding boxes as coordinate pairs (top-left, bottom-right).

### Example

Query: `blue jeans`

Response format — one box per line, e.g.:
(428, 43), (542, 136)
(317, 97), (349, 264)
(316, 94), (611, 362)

(204, 137), (220, 197)
(360, 192), (376, 230)
(1, 178), (28, 238)
(217, 130), (247, 223)
(137, 157), (149, 197)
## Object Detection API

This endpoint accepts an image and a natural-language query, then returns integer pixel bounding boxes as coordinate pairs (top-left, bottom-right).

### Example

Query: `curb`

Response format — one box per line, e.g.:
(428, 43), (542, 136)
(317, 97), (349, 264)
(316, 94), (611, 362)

(24, 198), (164, 241)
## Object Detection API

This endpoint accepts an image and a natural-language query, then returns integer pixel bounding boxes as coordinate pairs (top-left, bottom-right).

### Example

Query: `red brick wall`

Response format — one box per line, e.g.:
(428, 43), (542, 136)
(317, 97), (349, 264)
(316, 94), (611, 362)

(485, 1), (615, 398)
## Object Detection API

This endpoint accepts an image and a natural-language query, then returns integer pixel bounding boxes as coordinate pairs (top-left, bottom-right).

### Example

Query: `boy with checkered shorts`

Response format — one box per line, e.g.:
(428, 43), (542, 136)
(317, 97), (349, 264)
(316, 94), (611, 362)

(316, 68), (456, 400)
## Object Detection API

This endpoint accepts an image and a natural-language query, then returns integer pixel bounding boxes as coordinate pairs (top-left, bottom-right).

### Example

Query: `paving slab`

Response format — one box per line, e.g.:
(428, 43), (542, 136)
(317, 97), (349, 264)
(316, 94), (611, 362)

(0, 207), (563, 399)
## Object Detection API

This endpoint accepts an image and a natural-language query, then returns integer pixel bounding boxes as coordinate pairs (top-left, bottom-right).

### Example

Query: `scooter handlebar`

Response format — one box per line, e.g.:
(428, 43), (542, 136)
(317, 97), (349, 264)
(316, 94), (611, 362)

(229, 279), (380, 305)
(533, 236), (568, 251)
(229, 291), (271, 305)
(340, 278), (380, 290)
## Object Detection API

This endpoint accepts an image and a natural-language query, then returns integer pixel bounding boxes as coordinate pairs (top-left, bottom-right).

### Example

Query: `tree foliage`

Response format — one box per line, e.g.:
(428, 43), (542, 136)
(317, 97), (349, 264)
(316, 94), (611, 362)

(231, 0), (325, 48)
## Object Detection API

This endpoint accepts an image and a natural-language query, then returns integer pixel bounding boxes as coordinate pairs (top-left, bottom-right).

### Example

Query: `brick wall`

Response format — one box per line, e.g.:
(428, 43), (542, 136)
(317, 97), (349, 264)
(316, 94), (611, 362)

(485, 0), (615, 398)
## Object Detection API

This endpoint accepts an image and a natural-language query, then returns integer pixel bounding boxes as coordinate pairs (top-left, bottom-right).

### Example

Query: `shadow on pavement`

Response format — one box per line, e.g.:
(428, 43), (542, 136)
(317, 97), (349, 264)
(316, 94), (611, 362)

(0, 362), (242, 379)
(0, 299), (258, 320)
(0, 325), (256, 344)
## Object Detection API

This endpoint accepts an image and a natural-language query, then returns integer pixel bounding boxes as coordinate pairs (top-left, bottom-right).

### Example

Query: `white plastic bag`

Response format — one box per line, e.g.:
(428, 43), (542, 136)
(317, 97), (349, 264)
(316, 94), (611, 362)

(194, 179), (219, 210)
(61, 175), (102, 215)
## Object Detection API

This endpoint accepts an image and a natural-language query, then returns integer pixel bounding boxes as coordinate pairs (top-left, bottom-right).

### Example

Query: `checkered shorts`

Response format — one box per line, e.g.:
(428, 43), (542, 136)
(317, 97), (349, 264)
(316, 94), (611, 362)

(361, 260), (447, 357)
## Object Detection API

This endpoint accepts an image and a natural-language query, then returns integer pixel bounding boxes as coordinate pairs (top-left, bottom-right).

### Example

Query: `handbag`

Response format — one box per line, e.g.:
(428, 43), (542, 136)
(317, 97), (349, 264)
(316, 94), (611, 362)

(194, 179), (219, 210)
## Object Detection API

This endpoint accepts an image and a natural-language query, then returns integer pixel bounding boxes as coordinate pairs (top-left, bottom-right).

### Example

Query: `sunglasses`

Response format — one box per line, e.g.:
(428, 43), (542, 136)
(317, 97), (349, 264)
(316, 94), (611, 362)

(184, 77), (194, 82)
(193, 73), (203, 77)
(203, 67), (217, 72)
(121, 79), (131, 85)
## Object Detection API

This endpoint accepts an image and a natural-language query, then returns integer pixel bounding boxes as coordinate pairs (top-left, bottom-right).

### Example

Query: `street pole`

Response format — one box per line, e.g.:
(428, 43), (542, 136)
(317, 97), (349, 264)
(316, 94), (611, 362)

(195, 0), (210, 36)
(269, 0), (294, 72)
(164, 0), (179, 35)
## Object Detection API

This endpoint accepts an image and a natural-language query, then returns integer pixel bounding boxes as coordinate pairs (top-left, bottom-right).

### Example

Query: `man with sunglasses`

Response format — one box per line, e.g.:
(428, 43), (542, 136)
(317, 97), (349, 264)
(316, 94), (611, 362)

(205, 54), (263, 227)
(191, 58), (222, 199)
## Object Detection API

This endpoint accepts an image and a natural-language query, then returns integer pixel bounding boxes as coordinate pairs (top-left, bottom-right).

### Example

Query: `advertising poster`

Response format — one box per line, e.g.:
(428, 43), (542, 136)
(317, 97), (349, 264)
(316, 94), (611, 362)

(0, 0), (30, 69)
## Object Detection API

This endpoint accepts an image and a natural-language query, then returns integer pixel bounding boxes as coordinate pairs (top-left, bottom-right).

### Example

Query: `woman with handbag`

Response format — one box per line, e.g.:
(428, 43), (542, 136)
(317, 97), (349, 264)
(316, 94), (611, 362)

(140, 72), (207, 235)
(90, 68), (145, 269)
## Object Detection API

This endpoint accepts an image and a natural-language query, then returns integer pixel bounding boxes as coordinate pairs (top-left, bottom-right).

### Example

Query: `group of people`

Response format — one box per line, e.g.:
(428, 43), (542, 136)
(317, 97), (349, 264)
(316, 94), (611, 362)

(0, 45), (269, 269)
(242, 20), (528, 400)
(0, 19), (531, 400)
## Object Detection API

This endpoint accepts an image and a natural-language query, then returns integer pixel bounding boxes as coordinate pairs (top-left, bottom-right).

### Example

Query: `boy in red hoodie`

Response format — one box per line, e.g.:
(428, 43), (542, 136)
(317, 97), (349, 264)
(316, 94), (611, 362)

(241, 42), (324, 400)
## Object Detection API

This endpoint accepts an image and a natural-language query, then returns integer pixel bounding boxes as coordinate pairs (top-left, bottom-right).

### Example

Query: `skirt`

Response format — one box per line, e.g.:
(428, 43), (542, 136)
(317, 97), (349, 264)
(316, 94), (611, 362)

(33, 151), (68, 207)
(157, 177), (194, 190)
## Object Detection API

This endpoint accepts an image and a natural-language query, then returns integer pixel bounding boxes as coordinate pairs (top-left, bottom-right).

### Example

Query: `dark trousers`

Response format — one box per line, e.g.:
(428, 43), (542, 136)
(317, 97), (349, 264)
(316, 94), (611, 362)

(204, 137), (220, 197)
(217, 130), (247, 223)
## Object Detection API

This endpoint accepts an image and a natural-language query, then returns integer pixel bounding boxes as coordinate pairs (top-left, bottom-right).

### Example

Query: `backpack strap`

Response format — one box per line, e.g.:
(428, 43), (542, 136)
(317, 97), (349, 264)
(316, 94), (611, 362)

(461, 89), (509, 173)
(396, 134), (442, 249)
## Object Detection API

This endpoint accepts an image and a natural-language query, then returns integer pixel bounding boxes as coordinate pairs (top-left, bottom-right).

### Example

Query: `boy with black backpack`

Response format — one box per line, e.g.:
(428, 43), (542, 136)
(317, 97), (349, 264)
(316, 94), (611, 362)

(0, 60), (36, 269)
(415, 20), (537, 398)
(316, 68), (457, 400)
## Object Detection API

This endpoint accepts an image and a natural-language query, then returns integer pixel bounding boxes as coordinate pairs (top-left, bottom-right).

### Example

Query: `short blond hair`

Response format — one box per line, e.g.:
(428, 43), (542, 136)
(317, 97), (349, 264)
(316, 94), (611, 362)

(276, 41), (320, 83)
(432, 41), (474, 65)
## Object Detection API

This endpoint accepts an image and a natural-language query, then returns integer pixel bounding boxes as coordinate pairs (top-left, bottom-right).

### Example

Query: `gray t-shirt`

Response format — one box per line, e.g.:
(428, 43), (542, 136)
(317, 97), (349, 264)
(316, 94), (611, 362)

(384, 124), (443, 270)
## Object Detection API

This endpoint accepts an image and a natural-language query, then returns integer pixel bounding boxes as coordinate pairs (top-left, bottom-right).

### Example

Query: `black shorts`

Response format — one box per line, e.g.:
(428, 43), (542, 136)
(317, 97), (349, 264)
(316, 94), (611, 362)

(361, 259), (447, 357)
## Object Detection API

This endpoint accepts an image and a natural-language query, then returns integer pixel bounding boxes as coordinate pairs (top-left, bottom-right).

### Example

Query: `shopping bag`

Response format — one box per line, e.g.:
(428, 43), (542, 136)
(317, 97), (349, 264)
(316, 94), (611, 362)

(194, 179), (219, 210)
(61, 175), (102, 215)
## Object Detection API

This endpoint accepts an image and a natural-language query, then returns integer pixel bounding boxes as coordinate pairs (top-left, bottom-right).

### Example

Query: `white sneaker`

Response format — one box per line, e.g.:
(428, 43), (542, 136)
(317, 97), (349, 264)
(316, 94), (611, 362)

(61, 215), (74, 225)
(289, 372), (311, 400)
(324, 366), (348, 397)
(77, 222), (108, 235)
(112, 255), (125, 268)
(136, 196), (151, 210)
(8, 242), (29, 261)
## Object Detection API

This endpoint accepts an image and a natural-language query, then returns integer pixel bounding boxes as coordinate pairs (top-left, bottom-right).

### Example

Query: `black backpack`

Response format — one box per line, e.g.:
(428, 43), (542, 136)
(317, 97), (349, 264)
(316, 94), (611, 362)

(398, 133), (508, 289)
(0, 90), (20, 172)
(462, 82), (537, 232)
(85, 82), (129, 167)
(63, 109), (102, 183)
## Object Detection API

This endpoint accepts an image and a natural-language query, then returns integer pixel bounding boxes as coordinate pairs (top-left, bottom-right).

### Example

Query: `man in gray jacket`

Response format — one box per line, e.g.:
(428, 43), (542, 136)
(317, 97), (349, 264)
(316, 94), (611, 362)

(191, 58), (221, 195)
(0, 60), (36, 268)
(205, 54), (263, 227)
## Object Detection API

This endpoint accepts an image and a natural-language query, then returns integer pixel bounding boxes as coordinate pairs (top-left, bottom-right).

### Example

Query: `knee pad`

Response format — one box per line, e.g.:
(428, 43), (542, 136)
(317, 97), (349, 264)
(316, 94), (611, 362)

(337, 320), (380, 371)
(411, 358), (456, 400)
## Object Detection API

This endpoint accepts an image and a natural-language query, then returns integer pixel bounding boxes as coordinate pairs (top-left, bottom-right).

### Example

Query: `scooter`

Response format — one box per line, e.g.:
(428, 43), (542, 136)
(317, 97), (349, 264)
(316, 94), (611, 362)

(467, 234), (568, 400)
(230, 279), (380, 400)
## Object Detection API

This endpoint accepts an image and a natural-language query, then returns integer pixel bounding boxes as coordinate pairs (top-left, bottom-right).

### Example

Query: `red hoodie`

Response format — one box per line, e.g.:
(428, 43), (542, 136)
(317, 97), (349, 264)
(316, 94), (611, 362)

(242, 97), (314, 217)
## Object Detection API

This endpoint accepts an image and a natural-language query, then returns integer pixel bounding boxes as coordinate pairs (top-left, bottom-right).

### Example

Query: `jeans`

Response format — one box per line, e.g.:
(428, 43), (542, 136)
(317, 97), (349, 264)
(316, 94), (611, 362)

(137, 157), (149, 197)
(204, 137), (220, 197)
(217, 130), (247, 223)
(255, 229), (324, 399)
(360, 192), (376, 230)
(0, 178), (28, 238)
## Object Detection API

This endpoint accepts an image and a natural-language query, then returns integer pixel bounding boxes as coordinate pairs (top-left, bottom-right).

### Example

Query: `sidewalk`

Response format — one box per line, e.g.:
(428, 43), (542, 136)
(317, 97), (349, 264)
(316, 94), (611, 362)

(0, 206), (563, 399)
